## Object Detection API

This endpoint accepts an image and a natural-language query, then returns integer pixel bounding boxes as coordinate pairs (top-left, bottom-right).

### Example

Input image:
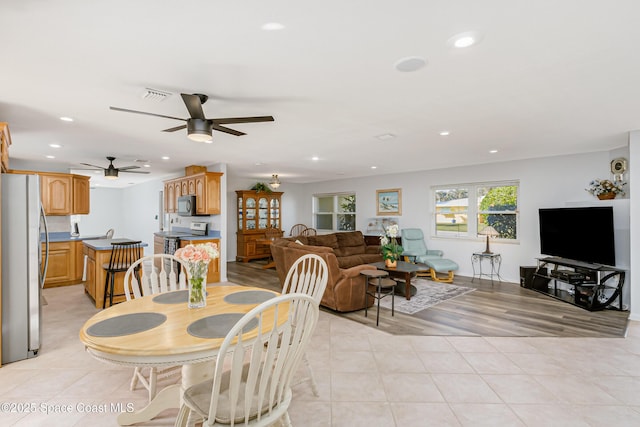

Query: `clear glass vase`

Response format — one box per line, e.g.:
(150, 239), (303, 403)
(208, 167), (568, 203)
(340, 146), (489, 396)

(187, 262), (209, 309)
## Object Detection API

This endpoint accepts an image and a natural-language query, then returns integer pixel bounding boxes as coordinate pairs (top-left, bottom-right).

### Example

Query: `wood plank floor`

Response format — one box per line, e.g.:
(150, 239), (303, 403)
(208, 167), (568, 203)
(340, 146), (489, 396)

(227, 260), (629, 338)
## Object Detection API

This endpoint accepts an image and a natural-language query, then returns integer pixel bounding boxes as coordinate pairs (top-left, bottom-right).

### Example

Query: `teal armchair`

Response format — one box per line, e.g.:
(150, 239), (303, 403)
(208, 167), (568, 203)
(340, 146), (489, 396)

(400, 228), (443, 263)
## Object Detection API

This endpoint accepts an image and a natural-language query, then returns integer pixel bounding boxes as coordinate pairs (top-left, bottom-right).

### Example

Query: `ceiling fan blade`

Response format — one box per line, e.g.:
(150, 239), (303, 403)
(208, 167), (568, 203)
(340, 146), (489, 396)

(211, 123), (245, 136)
(80, 163), (105, 169)
(120, 170), (150, 174)
(117, 165), (141, 171)
(181, 94), (206, 120)
(109, 106), (187, 122)
(162, 124), (188, 132)
(211, 116), (274, 125)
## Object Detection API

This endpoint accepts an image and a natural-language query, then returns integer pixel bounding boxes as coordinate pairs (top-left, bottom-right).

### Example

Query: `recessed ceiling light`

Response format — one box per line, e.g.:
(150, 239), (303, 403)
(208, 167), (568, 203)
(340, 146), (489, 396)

(161, 156), (170, 160)
(143, 164), (151, 168)
(261, 22), (284, 31)
(60, 117), (74, 122)
(371, 166), (377, 169)
(489, 149), (498, 154)
(49, 143), (62, 148)
(376, 133), (396, 140)
(312, 156), (319, 161)
(394, 56), (427, 72)
(448, 31), (483, 48)
(439, 131), (450, 136)
(45, 155), (55, 159)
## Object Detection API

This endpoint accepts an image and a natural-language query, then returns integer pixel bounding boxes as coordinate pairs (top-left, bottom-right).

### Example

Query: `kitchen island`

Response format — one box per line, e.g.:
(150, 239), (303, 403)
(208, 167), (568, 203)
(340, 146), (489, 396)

(82, 238), (149, 309)
(41, 232), (105, 288)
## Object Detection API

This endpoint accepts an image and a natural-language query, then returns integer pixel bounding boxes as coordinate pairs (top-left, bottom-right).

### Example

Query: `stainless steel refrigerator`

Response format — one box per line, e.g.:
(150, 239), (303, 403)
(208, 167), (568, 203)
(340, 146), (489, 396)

(1, 174), (49, 364)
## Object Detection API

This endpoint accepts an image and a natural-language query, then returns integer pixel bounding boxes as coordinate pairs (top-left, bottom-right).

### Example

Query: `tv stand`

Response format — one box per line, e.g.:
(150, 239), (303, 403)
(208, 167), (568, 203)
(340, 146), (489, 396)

(532, 257), (625, 311)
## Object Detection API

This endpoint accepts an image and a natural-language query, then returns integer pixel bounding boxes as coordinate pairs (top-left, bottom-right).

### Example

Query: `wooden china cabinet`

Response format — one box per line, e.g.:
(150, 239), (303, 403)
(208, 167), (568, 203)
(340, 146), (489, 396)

(236, 190), (283, 262)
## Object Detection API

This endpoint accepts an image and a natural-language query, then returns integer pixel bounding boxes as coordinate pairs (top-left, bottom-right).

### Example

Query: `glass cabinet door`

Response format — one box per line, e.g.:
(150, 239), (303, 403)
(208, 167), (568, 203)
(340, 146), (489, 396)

(258, 197), (268, 229)
(237, 197), (243, 230)
(270, 198), (280, 228)
(246, 197), (256, 230)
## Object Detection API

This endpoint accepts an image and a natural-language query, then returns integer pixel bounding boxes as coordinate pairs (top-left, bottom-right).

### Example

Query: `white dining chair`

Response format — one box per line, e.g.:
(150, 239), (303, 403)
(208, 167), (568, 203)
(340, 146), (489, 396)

(281, 253), (328, 396)
(123, 254), (188, 402)
(175, 293), (320, 427)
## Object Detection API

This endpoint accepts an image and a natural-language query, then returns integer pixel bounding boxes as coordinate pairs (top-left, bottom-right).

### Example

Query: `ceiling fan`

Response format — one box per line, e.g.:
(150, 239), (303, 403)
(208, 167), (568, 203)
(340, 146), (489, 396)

(110, 93), (274, 142)
(78, 156), (150, 180)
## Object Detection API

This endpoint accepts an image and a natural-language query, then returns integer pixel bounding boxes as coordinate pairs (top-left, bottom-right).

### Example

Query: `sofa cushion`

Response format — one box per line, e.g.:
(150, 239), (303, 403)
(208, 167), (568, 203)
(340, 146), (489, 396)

(334, 231), (366, 257)
(286, 241), (334, 254)
(307, 234), (339, 249)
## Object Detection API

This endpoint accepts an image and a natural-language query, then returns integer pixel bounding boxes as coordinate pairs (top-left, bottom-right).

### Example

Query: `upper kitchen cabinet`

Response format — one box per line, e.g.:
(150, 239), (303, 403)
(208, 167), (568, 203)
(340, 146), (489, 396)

(40, 172), (90, 215)
(163, 171), (222, 215)
(0, 122), (12, 172)
(72, 174), (90, 214)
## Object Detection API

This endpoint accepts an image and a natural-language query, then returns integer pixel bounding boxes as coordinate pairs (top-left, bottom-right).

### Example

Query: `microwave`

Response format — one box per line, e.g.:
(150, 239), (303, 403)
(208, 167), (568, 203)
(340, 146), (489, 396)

(177, 195), (197, 216)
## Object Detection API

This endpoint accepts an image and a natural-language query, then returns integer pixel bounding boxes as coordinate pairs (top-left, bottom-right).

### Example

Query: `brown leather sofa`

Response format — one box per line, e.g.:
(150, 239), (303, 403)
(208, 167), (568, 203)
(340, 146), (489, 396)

(271, 231), (382, 312)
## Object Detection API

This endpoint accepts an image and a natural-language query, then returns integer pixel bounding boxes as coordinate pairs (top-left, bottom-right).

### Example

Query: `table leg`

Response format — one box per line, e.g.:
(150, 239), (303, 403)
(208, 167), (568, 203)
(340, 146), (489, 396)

(117, 384), (180, 425)
(116, 360), (215, 426)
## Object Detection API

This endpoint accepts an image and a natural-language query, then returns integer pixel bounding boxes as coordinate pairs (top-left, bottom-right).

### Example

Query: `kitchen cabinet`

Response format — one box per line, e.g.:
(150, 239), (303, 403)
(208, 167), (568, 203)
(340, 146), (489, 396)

(41, 240), (84, 287)
(236, 190), (283, 262)
(40, 173), (72, 215)
(180, 238), (221, 284)
(38, 172), (91, 215)
(72, 175), (90, 214)
(163, 171), (222, 215)
(1, 122), (11, 172)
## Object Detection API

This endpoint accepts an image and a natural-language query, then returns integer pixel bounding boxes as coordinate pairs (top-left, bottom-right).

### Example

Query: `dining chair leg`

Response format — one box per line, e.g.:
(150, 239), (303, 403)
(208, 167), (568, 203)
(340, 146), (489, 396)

(174, 405), (190, 427)
(102, 272), (111, 309)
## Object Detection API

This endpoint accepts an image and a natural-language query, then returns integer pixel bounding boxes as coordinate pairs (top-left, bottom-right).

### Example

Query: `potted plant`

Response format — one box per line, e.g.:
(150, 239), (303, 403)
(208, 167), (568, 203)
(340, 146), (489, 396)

(586, 179), (626, 200)
(251, 182), (272, 193)
(379, 224), (403, 267)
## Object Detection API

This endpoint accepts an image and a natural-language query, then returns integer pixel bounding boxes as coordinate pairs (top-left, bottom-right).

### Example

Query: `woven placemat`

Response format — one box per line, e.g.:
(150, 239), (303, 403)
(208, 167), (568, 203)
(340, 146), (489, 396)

(152, 290), (189, 304)
(187, 313), (258, 339)
(87, 312), (167, 337)
(223, 290), (276, 305)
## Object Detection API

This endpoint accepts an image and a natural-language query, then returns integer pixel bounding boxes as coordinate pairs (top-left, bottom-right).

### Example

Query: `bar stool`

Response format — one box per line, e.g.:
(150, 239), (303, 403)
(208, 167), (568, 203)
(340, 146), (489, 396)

(103, 241), (142, 308)
(361, 269), (396, 326)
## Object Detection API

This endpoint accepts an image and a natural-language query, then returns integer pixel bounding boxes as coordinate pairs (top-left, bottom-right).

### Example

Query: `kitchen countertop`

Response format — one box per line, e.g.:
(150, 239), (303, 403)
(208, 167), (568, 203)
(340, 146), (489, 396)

(45, 232), (107, 243)
(154, 227), (221, 241)
(83, 238), (149, 251)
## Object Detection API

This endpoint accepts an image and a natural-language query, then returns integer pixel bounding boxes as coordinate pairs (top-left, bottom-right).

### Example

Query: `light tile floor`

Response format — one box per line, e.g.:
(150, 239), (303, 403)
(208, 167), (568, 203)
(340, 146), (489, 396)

(2, 284), (640, 426)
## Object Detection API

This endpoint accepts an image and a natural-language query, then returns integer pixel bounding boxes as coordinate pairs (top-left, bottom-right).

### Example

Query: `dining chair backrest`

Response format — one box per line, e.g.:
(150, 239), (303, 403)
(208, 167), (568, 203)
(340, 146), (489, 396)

(123, 254), (188, 300)
(106, 241), (142, 273)
(289, 223), (308, 237)
(282, 253), (328, 303)
(301, 227), (317, 236)
(196, 293), (319, 426)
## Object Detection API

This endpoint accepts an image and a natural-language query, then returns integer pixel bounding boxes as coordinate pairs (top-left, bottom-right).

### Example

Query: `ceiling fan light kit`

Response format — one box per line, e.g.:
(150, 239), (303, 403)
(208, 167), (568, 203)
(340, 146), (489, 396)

(104, 168), (119, 180)
(187, 119), (213, 143)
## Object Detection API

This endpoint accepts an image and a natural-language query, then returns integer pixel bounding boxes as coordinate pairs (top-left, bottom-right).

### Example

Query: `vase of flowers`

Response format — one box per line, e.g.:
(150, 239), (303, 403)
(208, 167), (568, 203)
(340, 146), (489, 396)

(380, 224), (403, 268)
(586, 179), (626, 200)
(174, 242), (219, 309)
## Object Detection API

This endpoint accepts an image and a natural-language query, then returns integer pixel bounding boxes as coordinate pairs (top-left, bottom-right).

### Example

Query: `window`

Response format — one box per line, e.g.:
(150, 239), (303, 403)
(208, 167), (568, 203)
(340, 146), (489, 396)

(433, 181), (518, 240)
(313, 193), (356, 232)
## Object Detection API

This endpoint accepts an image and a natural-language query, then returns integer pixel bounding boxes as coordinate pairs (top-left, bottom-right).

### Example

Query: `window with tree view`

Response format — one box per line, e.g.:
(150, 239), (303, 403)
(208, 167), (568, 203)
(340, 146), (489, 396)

(314, 193), (356, 232)
(434, 181), (518, 240)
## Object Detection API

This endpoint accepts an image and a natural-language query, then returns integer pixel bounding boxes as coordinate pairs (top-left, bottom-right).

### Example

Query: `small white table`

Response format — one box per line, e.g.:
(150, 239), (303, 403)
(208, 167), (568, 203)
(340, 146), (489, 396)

(471, 252), (502, 284)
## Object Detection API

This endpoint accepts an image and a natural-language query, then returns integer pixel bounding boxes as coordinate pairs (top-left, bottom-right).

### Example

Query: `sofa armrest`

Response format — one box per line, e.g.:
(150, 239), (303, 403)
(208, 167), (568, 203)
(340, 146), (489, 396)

(426, 249), (444, 257)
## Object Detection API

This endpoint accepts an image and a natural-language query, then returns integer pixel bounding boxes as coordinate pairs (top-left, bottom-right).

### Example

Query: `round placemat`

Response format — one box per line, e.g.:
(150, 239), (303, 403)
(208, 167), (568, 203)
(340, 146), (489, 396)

(152, 290), (189, 304)
(187, 313), (258, 339)
(87, 312), (167, 337)
(223, 290), (276, 305)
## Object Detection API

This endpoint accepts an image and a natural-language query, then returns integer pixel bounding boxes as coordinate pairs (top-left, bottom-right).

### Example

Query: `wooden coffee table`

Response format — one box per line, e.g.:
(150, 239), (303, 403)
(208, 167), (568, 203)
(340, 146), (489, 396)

(369, 261), (430, 300)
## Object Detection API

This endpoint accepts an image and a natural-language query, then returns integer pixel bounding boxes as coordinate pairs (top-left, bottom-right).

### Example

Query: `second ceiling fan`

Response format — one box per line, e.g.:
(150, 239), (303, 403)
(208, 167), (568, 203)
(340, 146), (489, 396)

(110, 93), (274, 142)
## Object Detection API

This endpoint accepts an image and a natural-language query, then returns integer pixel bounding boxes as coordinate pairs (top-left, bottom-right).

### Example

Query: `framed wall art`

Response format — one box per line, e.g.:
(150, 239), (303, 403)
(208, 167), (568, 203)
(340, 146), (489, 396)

(376, 188), (402, 216)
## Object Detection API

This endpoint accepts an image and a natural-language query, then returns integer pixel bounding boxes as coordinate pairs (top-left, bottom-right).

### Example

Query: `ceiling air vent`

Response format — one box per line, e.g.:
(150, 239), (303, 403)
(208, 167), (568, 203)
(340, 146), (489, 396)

(141, 88), (172, 102)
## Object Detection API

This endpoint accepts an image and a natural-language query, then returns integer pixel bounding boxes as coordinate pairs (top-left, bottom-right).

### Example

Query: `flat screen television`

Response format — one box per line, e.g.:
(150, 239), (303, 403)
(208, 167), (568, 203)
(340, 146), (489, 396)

(538, 206), (615, 266)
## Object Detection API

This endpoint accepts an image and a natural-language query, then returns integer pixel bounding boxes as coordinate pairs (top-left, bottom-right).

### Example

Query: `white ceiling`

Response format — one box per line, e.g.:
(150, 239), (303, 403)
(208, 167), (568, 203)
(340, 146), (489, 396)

(2, 0), (640, 188)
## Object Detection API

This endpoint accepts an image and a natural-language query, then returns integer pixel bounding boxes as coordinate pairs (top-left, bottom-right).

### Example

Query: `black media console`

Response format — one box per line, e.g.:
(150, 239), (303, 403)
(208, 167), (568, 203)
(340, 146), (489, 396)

(532, 257), (626, 311)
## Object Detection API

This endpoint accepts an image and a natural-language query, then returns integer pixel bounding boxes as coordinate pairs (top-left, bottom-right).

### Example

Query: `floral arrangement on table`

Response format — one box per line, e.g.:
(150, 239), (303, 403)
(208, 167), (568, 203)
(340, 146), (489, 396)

(379, 224), (404, 267)
(174, 242), (219, 308)
(585, 179), (626, 199)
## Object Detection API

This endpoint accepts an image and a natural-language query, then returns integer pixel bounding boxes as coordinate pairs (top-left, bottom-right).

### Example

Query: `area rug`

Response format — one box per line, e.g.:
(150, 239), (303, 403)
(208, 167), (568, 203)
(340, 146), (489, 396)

(377, 279), (475, 314)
